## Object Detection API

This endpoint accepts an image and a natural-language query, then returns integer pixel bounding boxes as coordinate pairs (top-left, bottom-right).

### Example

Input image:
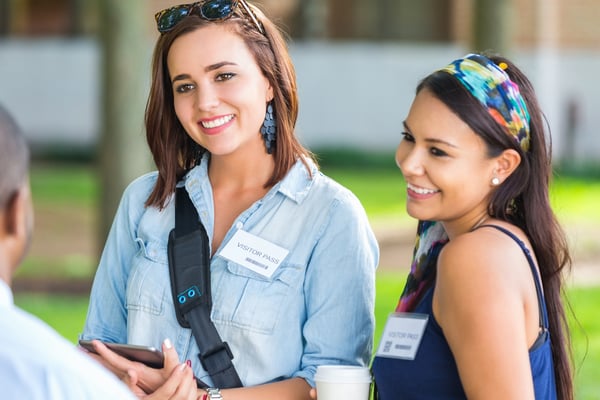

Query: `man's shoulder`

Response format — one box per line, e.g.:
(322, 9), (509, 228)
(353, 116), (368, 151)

(0, 306), (135, 399)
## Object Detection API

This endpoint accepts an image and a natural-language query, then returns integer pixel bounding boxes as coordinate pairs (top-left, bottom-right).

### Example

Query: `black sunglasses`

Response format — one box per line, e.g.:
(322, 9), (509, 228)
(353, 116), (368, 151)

(155, 0), (265, 35)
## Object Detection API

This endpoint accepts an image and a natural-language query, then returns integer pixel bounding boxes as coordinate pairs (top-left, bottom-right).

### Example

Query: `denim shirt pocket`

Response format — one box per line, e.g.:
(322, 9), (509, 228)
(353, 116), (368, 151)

(211, 260), (303, 335)
(126, 238), (168, 316)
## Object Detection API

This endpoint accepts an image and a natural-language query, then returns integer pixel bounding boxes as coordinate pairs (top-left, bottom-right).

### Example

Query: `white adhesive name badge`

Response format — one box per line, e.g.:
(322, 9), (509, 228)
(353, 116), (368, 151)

(220, 229), (289, 278)
(376, 312), (429, 360)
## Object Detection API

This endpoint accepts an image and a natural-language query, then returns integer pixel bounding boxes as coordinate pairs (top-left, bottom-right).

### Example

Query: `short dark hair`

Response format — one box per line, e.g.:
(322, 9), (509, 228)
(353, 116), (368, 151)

(0, 104), (29, 209)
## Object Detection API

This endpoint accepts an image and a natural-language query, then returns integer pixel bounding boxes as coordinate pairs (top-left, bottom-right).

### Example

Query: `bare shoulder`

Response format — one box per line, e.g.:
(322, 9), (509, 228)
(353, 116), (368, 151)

(436, 222), (534, 304)
(439, 223), (531, 275)
(434, 222), (533, 327)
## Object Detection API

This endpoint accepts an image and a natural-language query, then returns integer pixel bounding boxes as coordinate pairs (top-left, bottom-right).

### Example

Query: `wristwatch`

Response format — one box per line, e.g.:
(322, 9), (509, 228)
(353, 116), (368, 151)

(205, 388), (223, 400)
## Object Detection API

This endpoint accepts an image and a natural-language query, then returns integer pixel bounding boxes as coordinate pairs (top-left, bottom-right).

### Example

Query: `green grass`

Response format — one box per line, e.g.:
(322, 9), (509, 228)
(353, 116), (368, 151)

(29, 162), (98, 206)
(14, 162), (99, 280)
(550, 177), (600, 224)
(567, 286), (600, 399)
(15, 293), (90, 344)
(14, 159), (600, 398)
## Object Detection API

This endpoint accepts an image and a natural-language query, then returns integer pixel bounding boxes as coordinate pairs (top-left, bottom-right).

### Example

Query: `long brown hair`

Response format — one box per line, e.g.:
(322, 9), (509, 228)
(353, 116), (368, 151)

(144, 3), (314, 208)
(418, 54), (574, 399)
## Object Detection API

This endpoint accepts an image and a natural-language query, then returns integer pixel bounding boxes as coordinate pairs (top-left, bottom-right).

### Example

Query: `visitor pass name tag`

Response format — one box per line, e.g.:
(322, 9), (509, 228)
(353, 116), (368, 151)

(376, 312), (429, 360)
(220, 229), (289, 278)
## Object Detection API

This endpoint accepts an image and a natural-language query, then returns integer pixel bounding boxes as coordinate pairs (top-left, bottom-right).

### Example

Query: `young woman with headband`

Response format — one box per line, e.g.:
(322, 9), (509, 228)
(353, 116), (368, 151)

(369, 53), (573, 399)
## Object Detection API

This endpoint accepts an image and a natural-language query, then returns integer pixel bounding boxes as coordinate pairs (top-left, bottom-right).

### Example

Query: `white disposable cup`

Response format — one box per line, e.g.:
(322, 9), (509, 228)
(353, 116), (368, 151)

(314, 365), (372, 400)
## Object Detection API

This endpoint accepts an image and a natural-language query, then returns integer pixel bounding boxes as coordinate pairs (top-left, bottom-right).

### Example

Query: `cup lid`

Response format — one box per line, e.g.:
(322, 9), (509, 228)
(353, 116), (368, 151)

(314, 365), (372, 383)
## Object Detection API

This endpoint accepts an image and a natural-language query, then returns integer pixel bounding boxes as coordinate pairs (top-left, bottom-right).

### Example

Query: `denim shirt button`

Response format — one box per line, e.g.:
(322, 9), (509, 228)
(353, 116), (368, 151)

(235, 221), (243, 230)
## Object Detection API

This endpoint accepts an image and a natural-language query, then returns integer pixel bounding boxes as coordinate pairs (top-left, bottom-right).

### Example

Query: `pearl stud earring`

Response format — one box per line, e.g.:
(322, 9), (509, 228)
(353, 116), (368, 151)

(491, 177), (500, 186)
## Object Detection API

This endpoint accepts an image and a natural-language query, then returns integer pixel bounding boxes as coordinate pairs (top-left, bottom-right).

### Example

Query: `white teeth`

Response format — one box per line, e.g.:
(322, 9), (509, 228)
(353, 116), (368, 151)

(201, 114), (234, 129)
(407, 183), (438, 195)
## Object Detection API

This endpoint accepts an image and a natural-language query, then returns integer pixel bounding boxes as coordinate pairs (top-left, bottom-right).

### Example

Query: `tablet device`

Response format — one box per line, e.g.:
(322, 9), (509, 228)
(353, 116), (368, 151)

(79, 339), (164, 368)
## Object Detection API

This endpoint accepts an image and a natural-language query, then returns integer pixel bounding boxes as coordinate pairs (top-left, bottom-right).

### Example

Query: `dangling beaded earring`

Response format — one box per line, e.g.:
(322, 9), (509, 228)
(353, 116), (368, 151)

(260, 102), (277, 154)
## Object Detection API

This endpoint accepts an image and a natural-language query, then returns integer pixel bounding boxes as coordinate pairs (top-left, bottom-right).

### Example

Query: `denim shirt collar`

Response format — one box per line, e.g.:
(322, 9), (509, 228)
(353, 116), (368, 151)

(183, 153), (318, 205)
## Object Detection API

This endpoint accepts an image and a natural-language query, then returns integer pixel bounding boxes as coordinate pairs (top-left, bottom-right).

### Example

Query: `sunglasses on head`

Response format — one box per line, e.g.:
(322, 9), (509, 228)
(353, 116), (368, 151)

(155, 0), (265, 35)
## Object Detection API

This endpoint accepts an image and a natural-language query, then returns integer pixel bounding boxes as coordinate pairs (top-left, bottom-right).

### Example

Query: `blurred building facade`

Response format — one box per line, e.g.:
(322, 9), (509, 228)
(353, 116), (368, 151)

(2, 0), (599, 48)
(0, 0), (599, 161)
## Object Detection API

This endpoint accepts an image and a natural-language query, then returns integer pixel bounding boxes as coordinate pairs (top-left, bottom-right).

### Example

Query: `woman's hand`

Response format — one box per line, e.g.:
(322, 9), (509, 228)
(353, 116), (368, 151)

(83, 339), (196, 398)
(124, 362), (197, 399)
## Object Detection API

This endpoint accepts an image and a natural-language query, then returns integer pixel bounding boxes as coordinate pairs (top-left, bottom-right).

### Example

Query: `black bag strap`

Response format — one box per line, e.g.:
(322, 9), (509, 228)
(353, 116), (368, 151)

(167, 186), (243, 388)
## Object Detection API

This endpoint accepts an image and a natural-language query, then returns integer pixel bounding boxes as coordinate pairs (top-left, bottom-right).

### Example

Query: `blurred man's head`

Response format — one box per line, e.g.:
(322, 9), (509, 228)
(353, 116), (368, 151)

(0, 104), (33, 284)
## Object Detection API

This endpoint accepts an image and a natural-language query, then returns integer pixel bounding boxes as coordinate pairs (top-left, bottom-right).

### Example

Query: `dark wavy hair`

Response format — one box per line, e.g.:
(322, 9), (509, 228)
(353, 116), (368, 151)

(144, 3), (313, 208)
(417, 54), (573, 399)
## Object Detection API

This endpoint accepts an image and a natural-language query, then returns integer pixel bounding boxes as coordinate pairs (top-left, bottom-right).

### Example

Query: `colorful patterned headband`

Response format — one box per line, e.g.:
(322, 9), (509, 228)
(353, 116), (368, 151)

(440, 54), (531, 152)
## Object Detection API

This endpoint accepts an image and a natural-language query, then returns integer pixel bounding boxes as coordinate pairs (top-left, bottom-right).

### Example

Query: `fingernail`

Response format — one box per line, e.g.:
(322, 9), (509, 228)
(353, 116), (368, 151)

(180, 363), (187, 371)
(164, 338), (173, 349)
(186, 359), (192, 367)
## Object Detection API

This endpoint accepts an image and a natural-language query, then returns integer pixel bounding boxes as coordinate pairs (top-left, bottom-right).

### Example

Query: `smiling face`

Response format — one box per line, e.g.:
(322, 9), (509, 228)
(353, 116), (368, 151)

(167, 23), (273, 157)
(395, 88), (500, 232)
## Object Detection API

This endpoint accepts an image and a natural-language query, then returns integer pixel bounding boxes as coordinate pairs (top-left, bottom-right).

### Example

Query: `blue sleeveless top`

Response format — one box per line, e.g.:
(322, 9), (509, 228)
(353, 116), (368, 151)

(372, 225), (557, 399)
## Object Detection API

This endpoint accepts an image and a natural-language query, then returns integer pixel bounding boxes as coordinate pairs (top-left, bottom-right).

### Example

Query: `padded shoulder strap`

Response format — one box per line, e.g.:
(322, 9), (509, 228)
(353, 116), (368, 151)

(168, 186), (243, 388)
(169, 186), (211, 325)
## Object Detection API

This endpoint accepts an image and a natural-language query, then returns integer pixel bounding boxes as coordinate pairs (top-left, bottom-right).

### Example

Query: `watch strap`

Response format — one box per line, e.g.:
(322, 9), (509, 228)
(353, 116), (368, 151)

(205, 387), (223, 400)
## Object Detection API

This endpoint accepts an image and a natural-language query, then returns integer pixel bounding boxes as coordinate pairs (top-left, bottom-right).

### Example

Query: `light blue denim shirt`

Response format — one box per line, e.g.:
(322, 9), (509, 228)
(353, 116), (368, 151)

(82, 155), (378, 388)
